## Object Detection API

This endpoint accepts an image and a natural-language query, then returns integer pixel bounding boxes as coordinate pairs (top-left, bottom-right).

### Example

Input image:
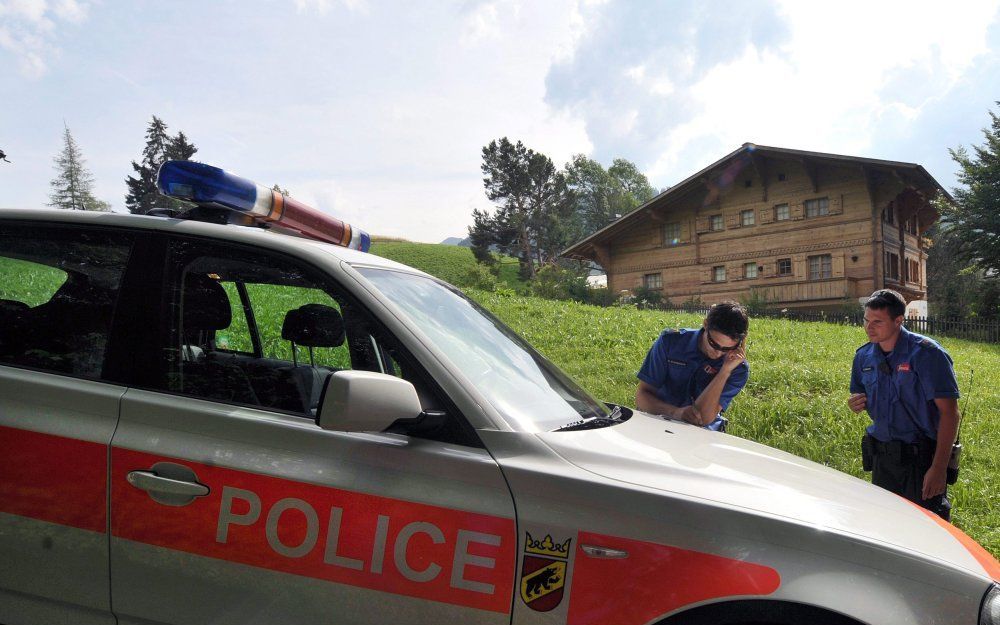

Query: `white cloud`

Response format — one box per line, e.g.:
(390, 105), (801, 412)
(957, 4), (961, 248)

(0, 0), (88, 77)
(293, 0), (367, 15)
(647, 0), (1000, 182)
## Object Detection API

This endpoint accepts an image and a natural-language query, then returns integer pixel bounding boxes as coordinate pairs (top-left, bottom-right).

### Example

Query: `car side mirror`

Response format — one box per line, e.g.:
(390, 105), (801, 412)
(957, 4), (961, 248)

(316, 370), (423, 433)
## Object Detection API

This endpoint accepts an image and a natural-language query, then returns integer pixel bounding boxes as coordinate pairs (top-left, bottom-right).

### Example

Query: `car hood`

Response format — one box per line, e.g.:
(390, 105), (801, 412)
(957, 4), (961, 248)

(536, 411), (994, 579)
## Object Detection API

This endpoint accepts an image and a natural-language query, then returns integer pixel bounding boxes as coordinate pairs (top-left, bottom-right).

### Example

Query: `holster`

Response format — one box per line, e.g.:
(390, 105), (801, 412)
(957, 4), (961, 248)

(861, 434), (874, 472)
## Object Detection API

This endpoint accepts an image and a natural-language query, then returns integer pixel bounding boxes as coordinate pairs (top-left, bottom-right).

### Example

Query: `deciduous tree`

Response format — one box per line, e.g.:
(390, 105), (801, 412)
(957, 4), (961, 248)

(470, 138), (574, 279)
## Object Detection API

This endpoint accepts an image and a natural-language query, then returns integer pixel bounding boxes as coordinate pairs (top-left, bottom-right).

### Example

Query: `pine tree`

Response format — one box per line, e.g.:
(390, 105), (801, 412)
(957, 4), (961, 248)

(48, 123), (111, 211)
(125, 116), (199, 214)
(167, 131), (198, 161)
(945, 102), (1000, 275)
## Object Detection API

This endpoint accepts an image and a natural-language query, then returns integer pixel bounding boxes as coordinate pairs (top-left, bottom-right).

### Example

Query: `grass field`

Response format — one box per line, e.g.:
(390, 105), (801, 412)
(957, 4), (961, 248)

(467, 289), (1000, 556)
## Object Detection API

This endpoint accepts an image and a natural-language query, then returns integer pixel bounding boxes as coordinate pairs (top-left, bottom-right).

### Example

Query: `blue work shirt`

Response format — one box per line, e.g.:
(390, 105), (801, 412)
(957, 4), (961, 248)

(637, 328), (749, 429)
(850, 327), (960, 443)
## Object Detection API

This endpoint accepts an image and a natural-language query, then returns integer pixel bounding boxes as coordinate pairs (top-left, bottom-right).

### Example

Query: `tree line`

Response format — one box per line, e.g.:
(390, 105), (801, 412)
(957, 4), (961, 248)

(47, 115), (198, 213)
(929, 102), (1000, 320)
(469, 137), (657, 280)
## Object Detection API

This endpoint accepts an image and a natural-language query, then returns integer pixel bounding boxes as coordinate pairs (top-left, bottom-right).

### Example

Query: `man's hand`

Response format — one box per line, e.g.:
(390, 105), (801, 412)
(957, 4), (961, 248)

(721, 340), (746, 374)
(847, 393), (867, 413)
(922, 464), (948, 500)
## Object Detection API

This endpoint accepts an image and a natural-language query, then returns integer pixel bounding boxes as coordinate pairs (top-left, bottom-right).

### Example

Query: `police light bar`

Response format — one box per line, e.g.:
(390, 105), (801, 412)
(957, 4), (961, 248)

(156, 160), (371, 252)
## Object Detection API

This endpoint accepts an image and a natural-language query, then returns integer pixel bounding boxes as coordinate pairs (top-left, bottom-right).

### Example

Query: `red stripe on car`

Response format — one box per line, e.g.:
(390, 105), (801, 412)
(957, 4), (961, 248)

(568, 531), (780, 625)
(0, 425), (107, 533)
(111, 447), (516, 613)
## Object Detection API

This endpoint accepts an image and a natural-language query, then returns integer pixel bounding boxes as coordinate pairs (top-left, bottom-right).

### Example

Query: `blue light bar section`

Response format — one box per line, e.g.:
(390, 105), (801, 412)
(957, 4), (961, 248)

(157, 160), (260, 214)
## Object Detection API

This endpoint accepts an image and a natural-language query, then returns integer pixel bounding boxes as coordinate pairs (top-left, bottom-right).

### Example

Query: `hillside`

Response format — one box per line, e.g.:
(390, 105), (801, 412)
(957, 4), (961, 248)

(466, 289), (1000, 556)
(369, 240), (525, 290)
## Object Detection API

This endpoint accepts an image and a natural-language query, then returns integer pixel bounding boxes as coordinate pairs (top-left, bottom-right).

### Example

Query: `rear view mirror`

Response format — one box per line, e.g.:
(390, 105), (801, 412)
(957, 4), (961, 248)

(316, 370), (422, 433)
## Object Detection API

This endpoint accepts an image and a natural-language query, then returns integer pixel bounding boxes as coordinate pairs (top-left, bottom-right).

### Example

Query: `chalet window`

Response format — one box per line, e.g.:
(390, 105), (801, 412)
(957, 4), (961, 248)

(883, 205), (895, 225)
(905, 217), (917, 235)
(741, 209), (755, 227)
(662, 223), (681, 246)
(744, 262), (758, 279)
(774, 203), (790, 221)
(777, 258), (792, 276)
(809, 254), (832, 280)
(643, 273), (663, 290)
(904, 258), (910, 282)
(885, 252), (900, 281)
(805, 197), (829, 218)
(911, 260), (921, 283)
(713, 266), (726, 282)
(710, 215), (723, 231)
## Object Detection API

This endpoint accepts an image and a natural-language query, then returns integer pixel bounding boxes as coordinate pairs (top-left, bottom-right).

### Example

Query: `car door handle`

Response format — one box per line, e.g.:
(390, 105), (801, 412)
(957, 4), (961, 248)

(127, 471), (209, 498)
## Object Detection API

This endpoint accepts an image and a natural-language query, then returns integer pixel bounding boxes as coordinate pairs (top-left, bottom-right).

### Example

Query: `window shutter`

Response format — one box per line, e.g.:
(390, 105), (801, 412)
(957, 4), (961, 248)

(730, 263), (743, 281)
(832, 253), (845, 278)
(679, 221), (691, 243)
(829, 194), (844, 216)
(794, 255), (807, 279)
(791, 203), (804, 220)
(726, 213), (740, 229)
(695, 217), (711, 233)
(701, 267), (713, 284)
(758, 207), (774, 224)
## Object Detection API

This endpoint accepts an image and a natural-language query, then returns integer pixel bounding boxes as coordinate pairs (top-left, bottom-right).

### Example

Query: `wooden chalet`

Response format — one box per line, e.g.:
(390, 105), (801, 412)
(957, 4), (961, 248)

(562, 143), (950, 311)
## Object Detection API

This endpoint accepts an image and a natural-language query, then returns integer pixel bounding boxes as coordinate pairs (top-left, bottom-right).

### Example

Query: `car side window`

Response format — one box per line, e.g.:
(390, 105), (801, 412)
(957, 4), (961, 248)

(0, 225), (133, 380)
(160, 239), (406, 418)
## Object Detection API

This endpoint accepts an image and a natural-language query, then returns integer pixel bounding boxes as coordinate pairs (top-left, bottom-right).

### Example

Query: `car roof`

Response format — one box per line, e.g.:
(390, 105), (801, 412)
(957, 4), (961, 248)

(0, 208), (427, 276)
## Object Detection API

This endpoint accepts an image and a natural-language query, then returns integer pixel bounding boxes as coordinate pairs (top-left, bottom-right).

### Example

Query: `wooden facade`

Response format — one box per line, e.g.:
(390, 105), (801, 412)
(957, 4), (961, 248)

(562, 144), (949, 312)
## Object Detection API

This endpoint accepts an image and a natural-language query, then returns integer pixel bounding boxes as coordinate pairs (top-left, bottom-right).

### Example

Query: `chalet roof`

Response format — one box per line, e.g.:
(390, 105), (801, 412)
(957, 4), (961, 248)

(561, 142), (952, 260)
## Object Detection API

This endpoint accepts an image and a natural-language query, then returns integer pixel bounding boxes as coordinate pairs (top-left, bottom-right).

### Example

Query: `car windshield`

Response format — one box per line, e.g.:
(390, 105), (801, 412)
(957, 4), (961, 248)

(355, 267), (609, 432)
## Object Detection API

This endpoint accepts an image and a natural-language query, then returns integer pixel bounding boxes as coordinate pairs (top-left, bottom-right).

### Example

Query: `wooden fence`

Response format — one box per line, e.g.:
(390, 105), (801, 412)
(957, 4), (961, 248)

(661, 306), (1000, 343)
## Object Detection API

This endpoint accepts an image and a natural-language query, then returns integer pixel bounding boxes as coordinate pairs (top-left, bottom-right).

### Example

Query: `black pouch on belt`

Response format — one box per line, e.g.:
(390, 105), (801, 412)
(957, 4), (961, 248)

(861, 434), (874, 472)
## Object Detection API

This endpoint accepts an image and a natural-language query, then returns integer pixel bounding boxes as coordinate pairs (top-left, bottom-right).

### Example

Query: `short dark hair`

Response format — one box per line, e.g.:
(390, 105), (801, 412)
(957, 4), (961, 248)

(865, 289), (906, 318)
(706, 300), (749, 340)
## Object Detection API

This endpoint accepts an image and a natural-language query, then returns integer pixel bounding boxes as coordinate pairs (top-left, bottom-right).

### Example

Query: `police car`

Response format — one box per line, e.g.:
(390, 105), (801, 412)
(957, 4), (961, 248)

(1, 162), (997, 625)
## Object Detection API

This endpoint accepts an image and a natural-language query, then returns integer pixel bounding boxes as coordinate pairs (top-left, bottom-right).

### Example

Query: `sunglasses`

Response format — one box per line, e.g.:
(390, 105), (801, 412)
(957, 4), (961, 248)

(706, 329), (743, 352)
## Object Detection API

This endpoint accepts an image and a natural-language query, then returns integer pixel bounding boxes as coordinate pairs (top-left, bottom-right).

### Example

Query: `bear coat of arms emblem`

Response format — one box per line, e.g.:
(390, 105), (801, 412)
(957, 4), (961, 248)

(519, 532), (572, 612)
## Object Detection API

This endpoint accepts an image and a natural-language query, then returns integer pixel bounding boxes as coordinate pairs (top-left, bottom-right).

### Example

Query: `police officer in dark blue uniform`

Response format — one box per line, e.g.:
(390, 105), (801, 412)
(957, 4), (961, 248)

(848, 289), (960, 520)
(637, 301), (749, 431)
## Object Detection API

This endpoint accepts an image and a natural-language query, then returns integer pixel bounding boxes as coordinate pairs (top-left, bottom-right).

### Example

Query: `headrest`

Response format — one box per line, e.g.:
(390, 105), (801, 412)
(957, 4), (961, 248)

(182, 273), (231, 332)
(281, 304), (345, 348)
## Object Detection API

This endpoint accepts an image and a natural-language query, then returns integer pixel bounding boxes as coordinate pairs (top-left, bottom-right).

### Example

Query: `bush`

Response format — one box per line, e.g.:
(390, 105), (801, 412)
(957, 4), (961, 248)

(630, 285), (663, 309)
(458, 264), (499, 291)
(586, 287), (620, 307)
(739, 289), (774, 316)
(531, 265), (589, 301)
(681, 295), (706, 313)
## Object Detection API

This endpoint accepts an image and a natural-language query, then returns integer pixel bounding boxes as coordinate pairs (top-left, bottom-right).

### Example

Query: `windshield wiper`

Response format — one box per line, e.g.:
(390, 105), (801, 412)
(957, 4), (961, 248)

(554, 405), (625, 432)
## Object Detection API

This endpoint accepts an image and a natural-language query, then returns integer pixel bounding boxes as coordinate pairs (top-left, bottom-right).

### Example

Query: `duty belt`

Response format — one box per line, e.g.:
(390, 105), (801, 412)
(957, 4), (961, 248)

(866, 435), (936, 461)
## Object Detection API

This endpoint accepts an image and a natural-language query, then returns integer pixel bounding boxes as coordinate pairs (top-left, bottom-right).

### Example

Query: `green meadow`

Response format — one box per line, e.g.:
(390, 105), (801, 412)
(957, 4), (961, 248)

(466, 290), (1000, 556)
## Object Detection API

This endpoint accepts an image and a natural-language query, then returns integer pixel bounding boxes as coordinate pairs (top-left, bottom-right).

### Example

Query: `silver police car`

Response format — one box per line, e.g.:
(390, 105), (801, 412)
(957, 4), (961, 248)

(1, 162), (998, 625)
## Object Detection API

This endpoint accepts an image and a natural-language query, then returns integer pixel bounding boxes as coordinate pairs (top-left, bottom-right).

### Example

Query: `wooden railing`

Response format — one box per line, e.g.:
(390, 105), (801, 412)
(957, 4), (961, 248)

(661, 306), (1000, 343)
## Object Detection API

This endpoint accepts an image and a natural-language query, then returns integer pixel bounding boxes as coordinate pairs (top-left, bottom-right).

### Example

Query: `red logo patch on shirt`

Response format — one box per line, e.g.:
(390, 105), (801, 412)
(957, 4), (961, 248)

(704, 365), (717, 375)
(897, 363), (911, 372)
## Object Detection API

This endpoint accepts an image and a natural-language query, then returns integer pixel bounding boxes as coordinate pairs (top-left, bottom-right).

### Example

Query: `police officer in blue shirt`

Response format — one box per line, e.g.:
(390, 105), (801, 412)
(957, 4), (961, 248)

(848, 289), (960, 520)
(637, 301), (749, 431)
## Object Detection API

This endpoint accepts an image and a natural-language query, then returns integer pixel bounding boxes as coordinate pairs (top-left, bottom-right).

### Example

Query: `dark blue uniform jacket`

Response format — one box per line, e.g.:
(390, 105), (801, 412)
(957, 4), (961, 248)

(637, 328), (749, 429)
(850, 327), (959, 443)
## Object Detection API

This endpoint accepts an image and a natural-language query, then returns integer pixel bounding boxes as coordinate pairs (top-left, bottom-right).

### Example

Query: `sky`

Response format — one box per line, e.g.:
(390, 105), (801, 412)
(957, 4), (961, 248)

(2, 0), (999, 243)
